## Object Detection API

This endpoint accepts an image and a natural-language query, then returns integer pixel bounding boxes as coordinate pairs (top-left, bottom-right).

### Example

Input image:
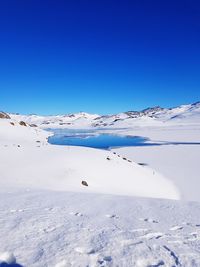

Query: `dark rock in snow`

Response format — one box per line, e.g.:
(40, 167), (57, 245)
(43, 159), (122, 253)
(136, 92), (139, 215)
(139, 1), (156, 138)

(19, 121), (27, 126)
(0, 112), (11, 119)
(82, 181), (88, 187)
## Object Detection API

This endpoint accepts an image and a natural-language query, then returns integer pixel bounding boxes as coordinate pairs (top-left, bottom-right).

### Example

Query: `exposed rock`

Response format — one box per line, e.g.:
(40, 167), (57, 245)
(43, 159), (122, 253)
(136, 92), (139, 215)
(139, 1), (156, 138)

(10, 122), (15, 126)
(59, 122), (72, 125)
(141, 106), (164, 115)
(0, 111), (10, 119)
(19, 121), (27, 126)
(68, 114), (75, 118)
(191, 101), (200, 107)
(82, 180), (88, 187)
(30, 124), (37, 127)
(138, 162), (148, 166)
(113, 118), (121, 122)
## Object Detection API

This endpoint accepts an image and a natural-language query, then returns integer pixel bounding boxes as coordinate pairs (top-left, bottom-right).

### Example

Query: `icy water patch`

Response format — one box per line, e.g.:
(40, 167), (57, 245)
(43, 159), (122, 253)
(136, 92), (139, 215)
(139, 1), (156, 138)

(47, 129), (200, 149)
(47, 129), (149, 149)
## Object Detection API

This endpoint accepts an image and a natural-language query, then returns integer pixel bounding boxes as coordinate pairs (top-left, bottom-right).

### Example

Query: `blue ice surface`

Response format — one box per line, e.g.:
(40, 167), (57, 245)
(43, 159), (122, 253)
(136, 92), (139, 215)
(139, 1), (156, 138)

(47, 128), (200, 149)
(47, 128), (149, 149)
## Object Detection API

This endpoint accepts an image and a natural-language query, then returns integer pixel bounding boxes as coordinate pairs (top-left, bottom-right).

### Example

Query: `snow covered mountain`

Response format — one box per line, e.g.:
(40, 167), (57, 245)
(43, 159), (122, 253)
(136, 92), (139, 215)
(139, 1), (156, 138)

(9, 112), (99, 129)
(6, 101), (200, 129)
(92, 102), (200, 128)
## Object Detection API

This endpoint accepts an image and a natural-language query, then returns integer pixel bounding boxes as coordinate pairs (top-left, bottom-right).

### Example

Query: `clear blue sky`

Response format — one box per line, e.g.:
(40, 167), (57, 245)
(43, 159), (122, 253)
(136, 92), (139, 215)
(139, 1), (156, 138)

(0, 0), (200, 115)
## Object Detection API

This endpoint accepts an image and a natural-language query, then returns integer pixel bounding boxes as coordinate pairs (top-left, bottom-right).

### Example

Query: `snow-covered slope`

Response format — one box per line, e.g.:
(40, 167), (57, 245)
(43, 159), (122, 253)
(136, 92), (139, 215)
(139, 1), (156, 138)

(114, 144), (200, 201)
(153, 101), (200, 123)
(93, 102), (200, 128)
(10, 112), (99, 129)
(0, 117), (179, 199)
(0, 107), (200, 266)
(0, 118), (49, 145)
(8, 101), (200, 129)
(1, 190), (200, 267)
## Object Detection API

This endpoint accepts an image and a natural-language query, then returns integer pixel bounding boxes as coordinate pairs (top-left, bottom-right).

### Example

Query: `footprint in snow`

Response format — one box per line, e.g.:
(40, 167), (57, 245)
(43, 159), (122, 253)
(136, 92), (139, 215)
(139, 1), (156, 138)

(185, 232), (200, 241)
(55, 259), (69, 267)
(185, 237), (198, 242)
(182, 221), (192, 226)
(140, 232), (165, 240)
(167, 240), (183, 244)
(69, 212), (83, 217)
(98, 256), (112, 265)
(42, 226), (59, 233)
(170, 225), (183, 231)
(189, 232), (198, 236)
(10, 209), (25, 213)
(139, 218), (158, 223)
(120, 239), (144, 246)
(131, 228), (149, 233)
(75, 247), (96, 255)
(10, 209), (17, 213)
(105, 214), (119, 219)
(44, 207), (54, 211)
(136, 259), (164, 267)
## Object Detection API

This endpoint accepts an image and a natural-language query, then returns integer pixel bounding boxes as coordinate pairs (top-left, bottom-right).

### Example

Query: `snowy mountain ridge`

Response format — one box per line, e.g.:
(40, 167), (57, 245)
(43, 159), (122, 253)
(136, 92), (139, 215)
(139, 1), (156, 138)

(5, 101), (200, 129)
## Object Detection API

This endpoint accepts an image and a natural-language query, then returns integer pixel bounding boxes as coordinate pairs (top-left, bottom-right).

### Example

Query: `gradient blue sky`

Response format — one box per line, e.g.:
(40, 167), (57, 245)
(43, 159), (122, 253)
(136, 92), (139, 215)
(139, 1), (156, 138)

(0, 0), (200, 115)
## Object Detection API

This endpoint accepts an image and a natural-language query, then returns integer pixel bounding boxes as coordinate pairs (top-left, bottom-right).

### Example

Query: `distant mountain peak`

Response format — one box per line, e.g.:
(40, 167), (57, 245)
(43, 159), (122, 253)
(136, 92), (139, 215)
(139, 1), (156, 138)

(191, 101), (200, 106)
(141, 106), (164, 113)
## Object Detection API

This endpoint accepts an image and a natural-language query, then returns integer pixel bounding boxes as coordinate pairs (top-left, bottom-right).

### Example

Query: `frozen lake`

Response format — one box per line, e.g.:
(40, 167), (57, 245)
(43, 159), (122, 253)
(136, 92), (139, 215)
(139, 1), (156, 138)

(48, 129), (149, 149)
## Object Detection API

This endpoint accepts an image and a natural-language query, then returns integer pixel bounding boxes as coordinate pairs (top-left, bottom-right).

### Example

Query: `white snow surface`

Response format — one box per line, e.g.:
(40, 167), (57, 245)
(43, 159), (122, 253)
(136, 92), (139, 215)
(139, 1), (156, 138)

(0, 103), (200, 266)
(114, 144), (200, 202)
(0, 119), (179, 200)
(1, 190), (200, 267)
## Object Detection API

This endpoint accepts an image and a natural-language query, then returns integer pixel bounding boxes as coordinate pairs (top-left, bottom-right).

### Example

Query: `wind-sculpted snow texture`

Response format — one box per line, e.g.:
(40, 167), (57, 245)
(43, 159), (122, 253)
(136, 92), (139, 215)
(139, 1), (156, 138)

(0, 191), (200, 267)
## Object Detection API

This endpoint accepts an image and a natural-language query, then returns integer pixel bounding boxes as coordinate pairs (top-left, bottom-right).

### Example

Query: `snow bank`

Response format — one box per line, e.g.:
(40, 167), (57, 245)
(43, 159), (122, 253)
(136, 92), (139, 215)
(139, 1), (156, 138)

(114, 144), (200, 201)
(0, 119), (49, 146)
(0, 119), (179, 200)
